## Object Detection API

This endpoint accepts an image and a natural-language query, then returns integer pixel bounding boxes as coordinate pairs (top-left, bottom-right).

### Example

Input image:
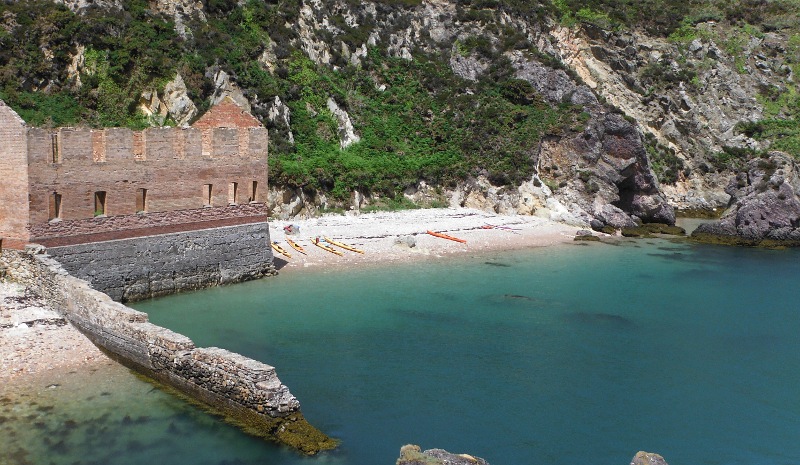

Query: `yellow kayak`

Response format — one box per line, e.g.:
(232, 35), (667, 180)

(286, 237), (307, 255)
(312, 238), (344, 256)
(323, 237), (364, 254)
(271, 241), (292, 259)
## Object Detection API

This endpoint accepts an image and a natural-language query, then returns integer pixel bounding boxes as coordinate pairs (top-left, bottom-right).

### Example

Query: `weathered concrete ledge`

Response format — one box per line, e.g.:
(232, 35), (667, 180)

(0, 248), (336, 455)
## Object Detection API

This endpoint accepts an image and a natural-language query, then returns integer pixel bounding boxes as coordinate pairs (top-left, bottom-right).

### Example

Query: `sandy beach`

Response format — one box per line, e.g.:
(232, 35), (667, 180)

(1, 208), (580, 386)
(268, 208), (580, 271)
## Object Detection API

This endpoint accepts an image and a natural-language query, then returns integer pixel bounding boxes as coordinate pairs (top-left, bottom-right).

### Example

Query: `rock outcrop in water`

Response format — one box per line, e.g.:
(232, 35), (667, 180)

(630, 451), (670, 465)
(395, 445), (670, 465)
(692, 151), (800, 247)
(396, 445), (491, 465)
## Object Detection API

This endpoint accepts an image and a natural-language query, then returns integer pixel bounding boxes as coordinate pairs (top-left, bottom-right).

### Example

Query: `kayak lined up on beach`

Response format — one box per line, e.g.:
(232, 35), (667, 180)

(285, 237), (307, 255)
(271, 241), (292, 259)
(313, 237), (344, 256)
(426, 230), (467, 243)
(323, 237), (364, 254)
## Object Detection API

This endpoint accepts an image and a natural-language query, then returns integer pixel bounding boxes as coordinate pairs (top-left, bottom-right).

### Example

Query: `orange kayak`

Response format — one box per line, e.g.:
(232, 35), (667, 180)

(285, 237), (307, 255)
(323, 237), (364, 254)
(426, 230), (467, 243)
(271, 241), (292, 259)
(312, 238), (344, 256)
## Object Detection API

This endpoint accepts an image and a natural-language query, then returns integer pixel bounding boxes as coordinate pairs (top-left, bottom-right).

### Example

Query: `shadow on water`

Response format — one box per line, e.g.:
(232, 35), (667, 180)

(389, 307), (462, 325)
(483, 261), (511, 268)
(647, 251), (688, 261)
(484, 293), (564, 310)
(272, 257), (290, 271)
(563, 312), (635, 329)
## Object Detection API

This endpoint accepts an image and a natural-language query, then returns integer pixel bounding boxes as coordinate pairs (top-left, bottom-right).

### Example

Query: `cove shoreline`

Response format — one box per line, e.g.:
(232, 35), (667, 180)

(1, 208), (580, 389)
(267, 207), (581, 273)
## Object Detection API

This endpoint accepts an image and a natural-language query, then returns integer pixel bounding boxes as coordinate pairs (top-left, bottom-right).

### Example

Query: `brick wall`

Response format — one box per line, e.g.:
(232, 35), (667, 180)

(24, 101), (269, 236)
(0, 100), (31, 247)
(30, 203), (268, 246)
(0, 98), (269, 250)
(192, 97), (263, 129)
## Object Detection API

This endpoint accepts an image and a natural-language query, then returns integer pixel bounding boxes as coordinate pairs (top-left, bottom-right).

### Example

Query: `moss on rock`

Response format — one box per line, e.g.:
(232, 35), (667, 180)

(690, 232), (800, 249)
(620, 227), (654, 238)
(675, 208), (725, 219)
(129, 370), (338, 455)
(622, 223), (685, 237)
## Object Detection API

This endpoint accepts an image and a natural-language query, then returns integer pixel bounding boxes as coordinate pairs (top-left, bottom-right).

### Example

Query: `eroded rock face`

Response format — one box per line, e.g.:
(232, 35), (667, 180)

(207, 68), (251, 113)
(52, 0), (122, 13)
(510, 51), (675, 226)
(327, 97), (360, 149)
(162, 74), (199, 127)
(136, 74), (198, 127)
(266, 96), (294, 144)
(542, 23), (789, 213)
(149, 0), (206, 39)
(692, 152), (800, 246)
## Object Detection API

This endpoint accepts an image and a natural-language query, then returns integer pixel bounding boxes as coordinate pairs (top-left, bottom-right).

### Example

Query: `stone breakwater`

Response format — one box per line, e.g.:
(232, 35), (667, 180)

(0, 247), (336, 455)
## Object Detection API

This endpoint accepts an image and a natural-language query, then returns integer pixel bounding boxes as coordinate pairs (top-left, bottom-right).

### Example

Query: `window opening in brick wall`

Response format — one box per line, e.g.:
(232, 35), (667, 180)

(203, 184), (213, 207)
(49, 192), (62, 220)
(228, 182), (238, 205)
(51, 134), (60, 163)
(250, 181), (258, 203)
(94, 191), (106, 217)
(136, 188), (148, 213)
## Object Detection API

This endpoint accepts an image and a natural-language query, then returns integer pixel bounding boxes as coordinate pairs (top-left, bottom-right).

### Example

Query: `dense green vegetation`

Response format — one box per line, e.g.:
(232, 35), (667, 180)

(4, 0), (800, 199)
(0, 0), (579, 199)
(270, 49), (575, 197)
(552, 0), (800, 35)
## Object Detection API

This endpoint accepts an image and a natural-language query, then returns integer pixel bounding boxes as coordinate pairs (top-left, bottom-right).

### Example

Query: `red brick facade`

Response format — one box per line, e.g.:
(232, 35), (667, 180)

(0, 99), (269, 249)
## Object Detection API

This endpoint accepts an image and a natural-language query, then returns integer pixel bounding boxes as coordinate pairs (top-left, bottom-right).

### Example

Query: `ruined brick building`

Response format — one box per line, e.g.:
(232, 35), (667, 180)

(0, 97), (276, 301)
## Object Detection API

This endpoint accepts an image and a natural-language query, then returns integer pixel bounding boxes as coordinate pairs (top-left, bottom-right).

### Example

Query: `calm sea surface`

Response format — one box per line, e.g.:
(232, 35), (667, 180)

(3, 236), (800, 465)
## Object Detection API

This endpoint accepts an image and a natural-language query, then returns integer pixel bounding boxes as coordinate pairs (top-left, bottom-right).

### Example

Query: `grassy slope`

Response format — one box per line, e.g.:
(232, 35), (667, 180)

(2, 0), (800, 197)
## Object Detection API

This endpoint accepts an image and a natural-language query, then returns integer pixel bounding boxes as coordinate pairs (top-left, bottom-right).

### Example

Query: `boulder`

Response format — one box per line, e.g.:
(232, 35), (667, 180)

(396, 445), (490, 465)
(630, 451), (669, 465)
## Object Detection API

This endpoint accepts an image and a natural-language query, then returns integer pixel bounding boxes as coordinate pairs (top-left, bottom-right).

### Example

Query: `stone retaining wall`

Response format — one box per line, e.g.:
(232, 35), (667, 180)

(0, 247), (335, 454)
(45, 222), (276, 302)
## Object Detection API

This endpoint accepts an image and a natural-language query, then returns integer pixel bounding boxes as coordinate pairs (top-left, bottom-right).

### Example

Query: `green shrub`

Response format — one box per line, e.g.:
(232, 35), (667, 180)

(645, 136), (684, 184)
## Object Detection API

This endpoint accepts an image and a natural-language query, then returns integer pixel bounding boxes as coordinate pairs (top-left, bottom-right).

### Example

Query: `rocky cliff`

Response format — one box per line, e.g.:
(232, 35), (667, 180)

(3, 0), (800, 235)
(692, 151), (800, 246)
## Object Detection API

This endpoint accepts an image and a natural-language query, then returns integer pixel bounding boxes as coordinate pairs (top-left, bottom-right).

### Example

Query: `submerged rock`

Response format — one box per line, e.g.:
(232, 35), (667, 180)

(692, 152), (800, 247)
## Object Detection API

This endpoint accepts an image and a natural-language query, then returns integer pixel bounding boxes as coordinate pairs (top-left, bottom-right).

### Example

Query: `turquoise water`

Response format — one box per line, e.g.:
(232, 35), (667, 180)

(4, 238), (800, 465)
